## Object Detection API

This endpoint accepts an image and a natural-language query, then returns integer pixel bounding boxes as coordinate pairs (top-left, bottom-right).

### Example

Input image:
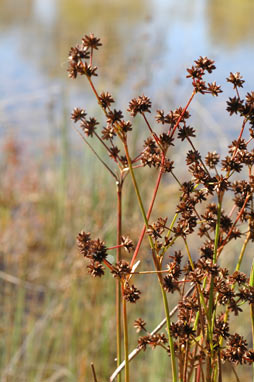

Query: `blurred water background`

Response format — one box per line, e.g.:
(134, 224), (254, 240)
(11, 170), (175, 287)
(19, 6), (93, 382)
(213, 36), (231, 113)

(1, 0), (254, 147)
(1, 0), (254, 381)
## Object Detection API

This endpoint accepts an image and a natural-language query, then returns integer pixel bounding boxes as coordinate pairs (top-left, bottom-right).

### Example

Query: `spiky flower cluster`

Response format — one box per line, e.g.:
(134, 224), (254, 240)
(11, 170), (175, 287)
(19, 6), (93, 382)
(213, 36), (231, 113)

(76, 231), (108, 277)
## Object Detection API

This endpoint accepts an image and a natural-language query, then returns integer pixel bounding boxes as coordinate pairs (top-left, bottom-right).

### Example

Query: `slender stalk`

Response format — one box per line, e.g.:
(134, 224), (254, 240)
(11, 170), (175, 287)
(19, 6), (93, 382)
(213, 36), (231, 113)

(91, 363), (98, 382)
(208, 199), (222, 317)
(170, 91), (196, 138)
(161, 285), (178, 381)
(133, 269), (169, 274)
(207, 197), (222, 380)
(94, 131), (122, 165)
(122, 286), (129, 382)
(116, 182), (122, 382)
(235, 231), (251, 271)
(249, 260), (254, 382)
(142, 112), (162, 148)
(123, 141), (149, 228)
(108, 244), (124, 251)
(231, 365), (241, 382)
(231, 117), (247, 160)
(218, 351), (222, 382)
(73, 126), (117, 180)
(183, 340), (189, 382)
(212, 198), (222, 264)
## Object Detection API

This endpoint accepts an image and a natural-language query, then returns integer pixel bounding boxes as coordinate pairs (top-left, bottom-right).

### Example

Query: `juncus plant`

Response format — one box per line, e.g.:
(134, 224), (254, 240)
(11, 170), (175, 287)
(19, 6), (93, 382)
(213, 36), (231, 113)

(68, 34), (254, 382)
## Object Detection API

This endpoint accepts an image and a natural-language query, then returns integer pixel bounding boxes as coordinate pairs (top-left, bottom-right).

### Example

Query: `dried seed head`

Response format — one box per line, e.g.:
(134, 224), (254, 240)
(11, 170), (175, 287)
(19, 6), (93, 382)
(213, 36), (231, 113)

(121, 236), (134, 252)
(207, 82), (223, 96)
(81, 117), (99, 137)
(87, 261), (105, 277)
(194, 56), (216, 73)
(205, 151), (220, 168)
(186, 65), (204, 79)
(107, 109), (123, 124)
(133, 318), (146, 333)
(177, 126), (196, 141)
(99, 92), (115, 109)
(226, 72), (245, 89)
(128, 95), (152, 117)
(69, 45), (90, 62)
(111, 260), (131, 279)
(77, 231), (92, 257)
(82, 33), (102, 50)
(163, 275), (179, 293)
(123, 283), (141, 303)
(71, 108), (86, 123)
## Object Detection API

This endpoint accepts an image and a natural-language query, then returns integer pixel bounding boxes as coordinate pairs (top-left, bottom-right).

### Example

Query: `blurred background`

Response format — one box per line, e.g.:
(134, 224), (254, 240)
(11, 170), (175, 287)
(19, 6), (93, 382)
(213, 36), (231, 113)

(1, 0), (254, 381)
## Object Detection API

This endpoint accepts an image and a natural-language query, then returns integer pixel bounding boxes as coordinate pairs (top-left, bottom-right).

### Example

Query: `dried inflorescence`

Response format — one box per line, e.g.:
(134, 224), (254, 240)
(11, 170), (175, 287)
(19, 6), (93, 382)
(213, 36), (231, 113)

(69, 35), (254, 380)
(111, 260), (131, 279)
(123, 283), (141, 303)
(138, 333), (168, 350)
(133, 318), (147, 333)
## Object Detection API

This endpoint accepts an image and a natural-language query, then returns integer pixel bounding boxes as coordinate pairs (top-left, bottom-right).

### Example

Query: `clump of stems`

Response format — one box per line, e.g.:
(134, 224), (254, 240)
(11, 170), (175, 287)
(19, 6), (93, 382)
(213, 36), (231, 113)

(69, 34), (254, 382)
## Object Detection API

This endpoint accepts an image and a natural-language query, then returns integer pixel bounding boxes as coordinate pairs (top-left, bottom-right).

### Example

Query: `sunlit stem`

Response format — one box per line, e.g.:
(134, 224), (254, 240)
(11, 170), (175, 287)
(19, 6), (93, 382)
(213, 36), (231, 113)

(123, 140), (177, 382)
(116, 182), (122, 382)
(122, 286), (129, 382)
(249, 260), (254, 382)
(207, 196), (222, 380)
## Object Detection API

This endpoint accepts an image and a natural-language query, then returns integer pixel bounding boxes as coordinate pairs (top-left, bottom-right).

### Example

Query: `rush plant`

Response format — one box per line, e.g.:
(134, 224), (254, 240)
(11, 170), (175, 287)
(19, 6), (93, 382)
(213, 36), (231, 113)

(68, 34), (254, 382)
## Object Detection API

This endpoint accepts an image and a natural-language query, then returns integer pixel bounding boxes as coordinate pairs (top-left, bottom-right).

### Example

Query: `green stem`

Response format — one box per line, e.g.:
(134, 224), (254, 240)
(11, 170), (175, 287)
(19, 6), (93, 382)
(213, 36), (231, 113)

(122, 293), (129, 382)
(116, 182), (122, 382)
(249, 260), (254, 382)
(161, 286), (178, 381)
(213, 199), (222, 263)
(208, 198), (222, 381)
(123, 141), (149, 228)
(235, 231), (251, 271)
(208, 199), (222, 327)
(160, 213), (178, 257)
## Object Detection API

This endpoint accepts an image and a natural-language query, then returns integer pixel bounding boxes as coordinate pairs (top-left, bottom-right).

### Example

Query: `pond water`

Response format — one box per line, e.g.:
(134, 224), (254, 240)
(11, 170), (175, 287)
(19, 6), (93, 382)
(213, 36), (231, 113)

(0, 0), (254, 149)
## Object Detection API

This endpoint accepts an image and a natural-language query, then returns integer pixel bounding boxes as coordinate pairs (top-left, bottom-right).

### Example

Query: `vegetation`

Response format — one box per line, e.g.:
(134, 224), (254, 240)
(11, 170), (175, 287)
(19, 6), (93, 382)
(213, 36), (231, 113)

(1, 29), (254, 382)
(68, 34), (254, 382)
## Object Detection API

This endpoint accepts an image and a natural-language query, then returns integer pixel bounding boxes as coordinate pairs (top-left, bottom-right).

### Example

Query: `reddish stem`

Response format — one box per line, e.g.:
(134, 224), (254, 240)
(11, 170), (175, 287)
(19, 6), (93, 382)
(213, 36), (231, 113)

(108, 244), (124, 251)
(130, 160), (164, 268)
(103, 258), (114, 271)
(196, 363), (201, 382)
(169, 91), (196, 138)
(130, 92), (195, 268)
(142, 113), (161, 147)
